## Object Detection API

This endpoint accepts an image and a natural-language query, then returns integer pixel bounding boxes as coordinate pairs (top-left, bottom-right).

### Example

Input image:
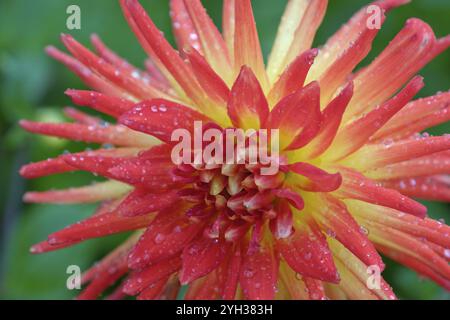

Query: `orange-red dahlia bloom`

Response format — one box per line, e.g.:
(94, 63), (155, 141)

(20, 0), (450, 300)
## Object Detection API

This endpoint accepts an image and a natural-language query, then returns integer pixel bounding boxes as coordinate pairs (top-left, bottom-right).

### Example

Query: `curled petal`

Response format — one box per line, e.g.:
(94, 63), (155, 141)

(288, 162), (342, 192)
(271, 188), (304, 210)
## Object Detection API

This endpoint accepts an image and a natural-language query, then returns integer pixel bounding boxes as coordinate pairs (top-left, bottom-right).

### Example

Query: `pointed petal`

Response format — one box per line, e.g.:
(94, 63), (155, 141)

(222, 244), (241, 300)
(169, 0), (201, 53)
(317, 17), (385, 104)
(120, 0), (209, 110)
(20, 158), (74, 179)
(136, 276), (169, 300)
(63, 107), (101, 125)
(234, 0), (269, 91)
(61, 34), (171, 101)
(266, 82), (321, 150)
(123, 256), (181, 296)
(268, 0), (327, 82)
(20, 120), (157, 147)
(180, 237), (230, 285)
(65, 89), (134, 118)
(240, 241), (279, 300)
(46, 46), (130, 99)
(300, 82), (354, 159)
(366, 223), (450, 284)
(348, 199), (450, 249)
(380, 176), (450, 202)
(128, 205), (204, 269)
(343, 135), (450, 170)
(20, 148), (140, 179)
(227, 66), (269, 130)
(306, 0), (409, 90)
(119, 99), (211, 143)
(267, 48), (318, 107)
(185, 48), (230, 106)
(335, 168), (427, 218)
(365, 151), (450, 180)
(47, 210), (154, 245)
(222, 0), (235, 60)
(330, 238), (396, 300)
(61, 153), (129, 179)
(311, 195), (384, 270)
(373, 92), (450, 141)
(277, 216), (340, 283)
(344, 19), (440, 120)
(327, 76), (424, 161)
(281, 0), (328, 78)
(115, 189), (179, 217)
(90, 34), (172, 94)
(23, 180), (131, 204)
(106, 157), (178, 189)
(182, 0), (232, 83)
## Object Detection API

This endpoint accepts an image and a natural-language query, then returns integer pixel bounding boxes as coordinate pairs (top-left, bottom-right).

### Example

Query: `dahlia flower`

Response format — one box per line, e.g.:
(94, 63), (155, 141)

(20, 0), (450, 300)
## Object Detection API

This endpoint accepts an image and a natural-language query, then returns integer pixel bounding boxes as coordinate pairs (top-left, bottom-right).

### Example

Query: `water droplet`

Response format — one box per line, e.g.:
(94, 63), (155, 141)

(383, 138), (394, 148)
(444, 249), (450, 258)
(359, 226), (369, 235)
(189, 33), (198, 41)
(243, 269), (254, 278)
(154, 233), (165, 244)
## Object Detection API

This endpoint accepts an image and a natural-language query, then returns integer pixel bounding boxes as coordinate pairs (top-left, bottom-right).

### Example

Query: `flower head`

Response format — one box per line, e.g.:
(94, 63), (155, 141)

(20, 0), (450, 300)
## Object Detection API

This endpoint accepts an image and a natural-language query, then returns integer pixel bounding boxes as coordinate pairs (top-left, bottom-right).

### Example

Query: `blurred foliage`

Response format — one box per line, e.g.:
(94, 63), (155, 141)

(0, 0), (449, 300)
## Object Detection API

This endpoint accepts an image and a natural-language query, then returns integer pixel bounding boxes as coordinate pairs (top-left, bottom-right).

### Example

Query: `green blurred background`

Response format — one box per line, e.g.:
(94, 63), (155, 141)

(0, 0), (449, 300)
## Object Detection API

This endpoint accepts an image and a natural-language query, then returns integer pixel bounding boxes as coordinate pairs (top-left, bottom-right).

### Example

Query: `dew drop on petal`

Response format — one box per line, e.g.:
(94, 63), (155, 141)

(444, 249), (450, 259)
(154, 233), (165, 244)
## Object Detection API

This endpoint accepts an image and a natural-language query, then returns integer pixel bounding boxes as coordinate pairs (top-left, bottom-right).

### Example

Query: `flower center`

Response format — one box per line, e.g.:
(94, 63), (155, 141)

(171, 130), (298, 248)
